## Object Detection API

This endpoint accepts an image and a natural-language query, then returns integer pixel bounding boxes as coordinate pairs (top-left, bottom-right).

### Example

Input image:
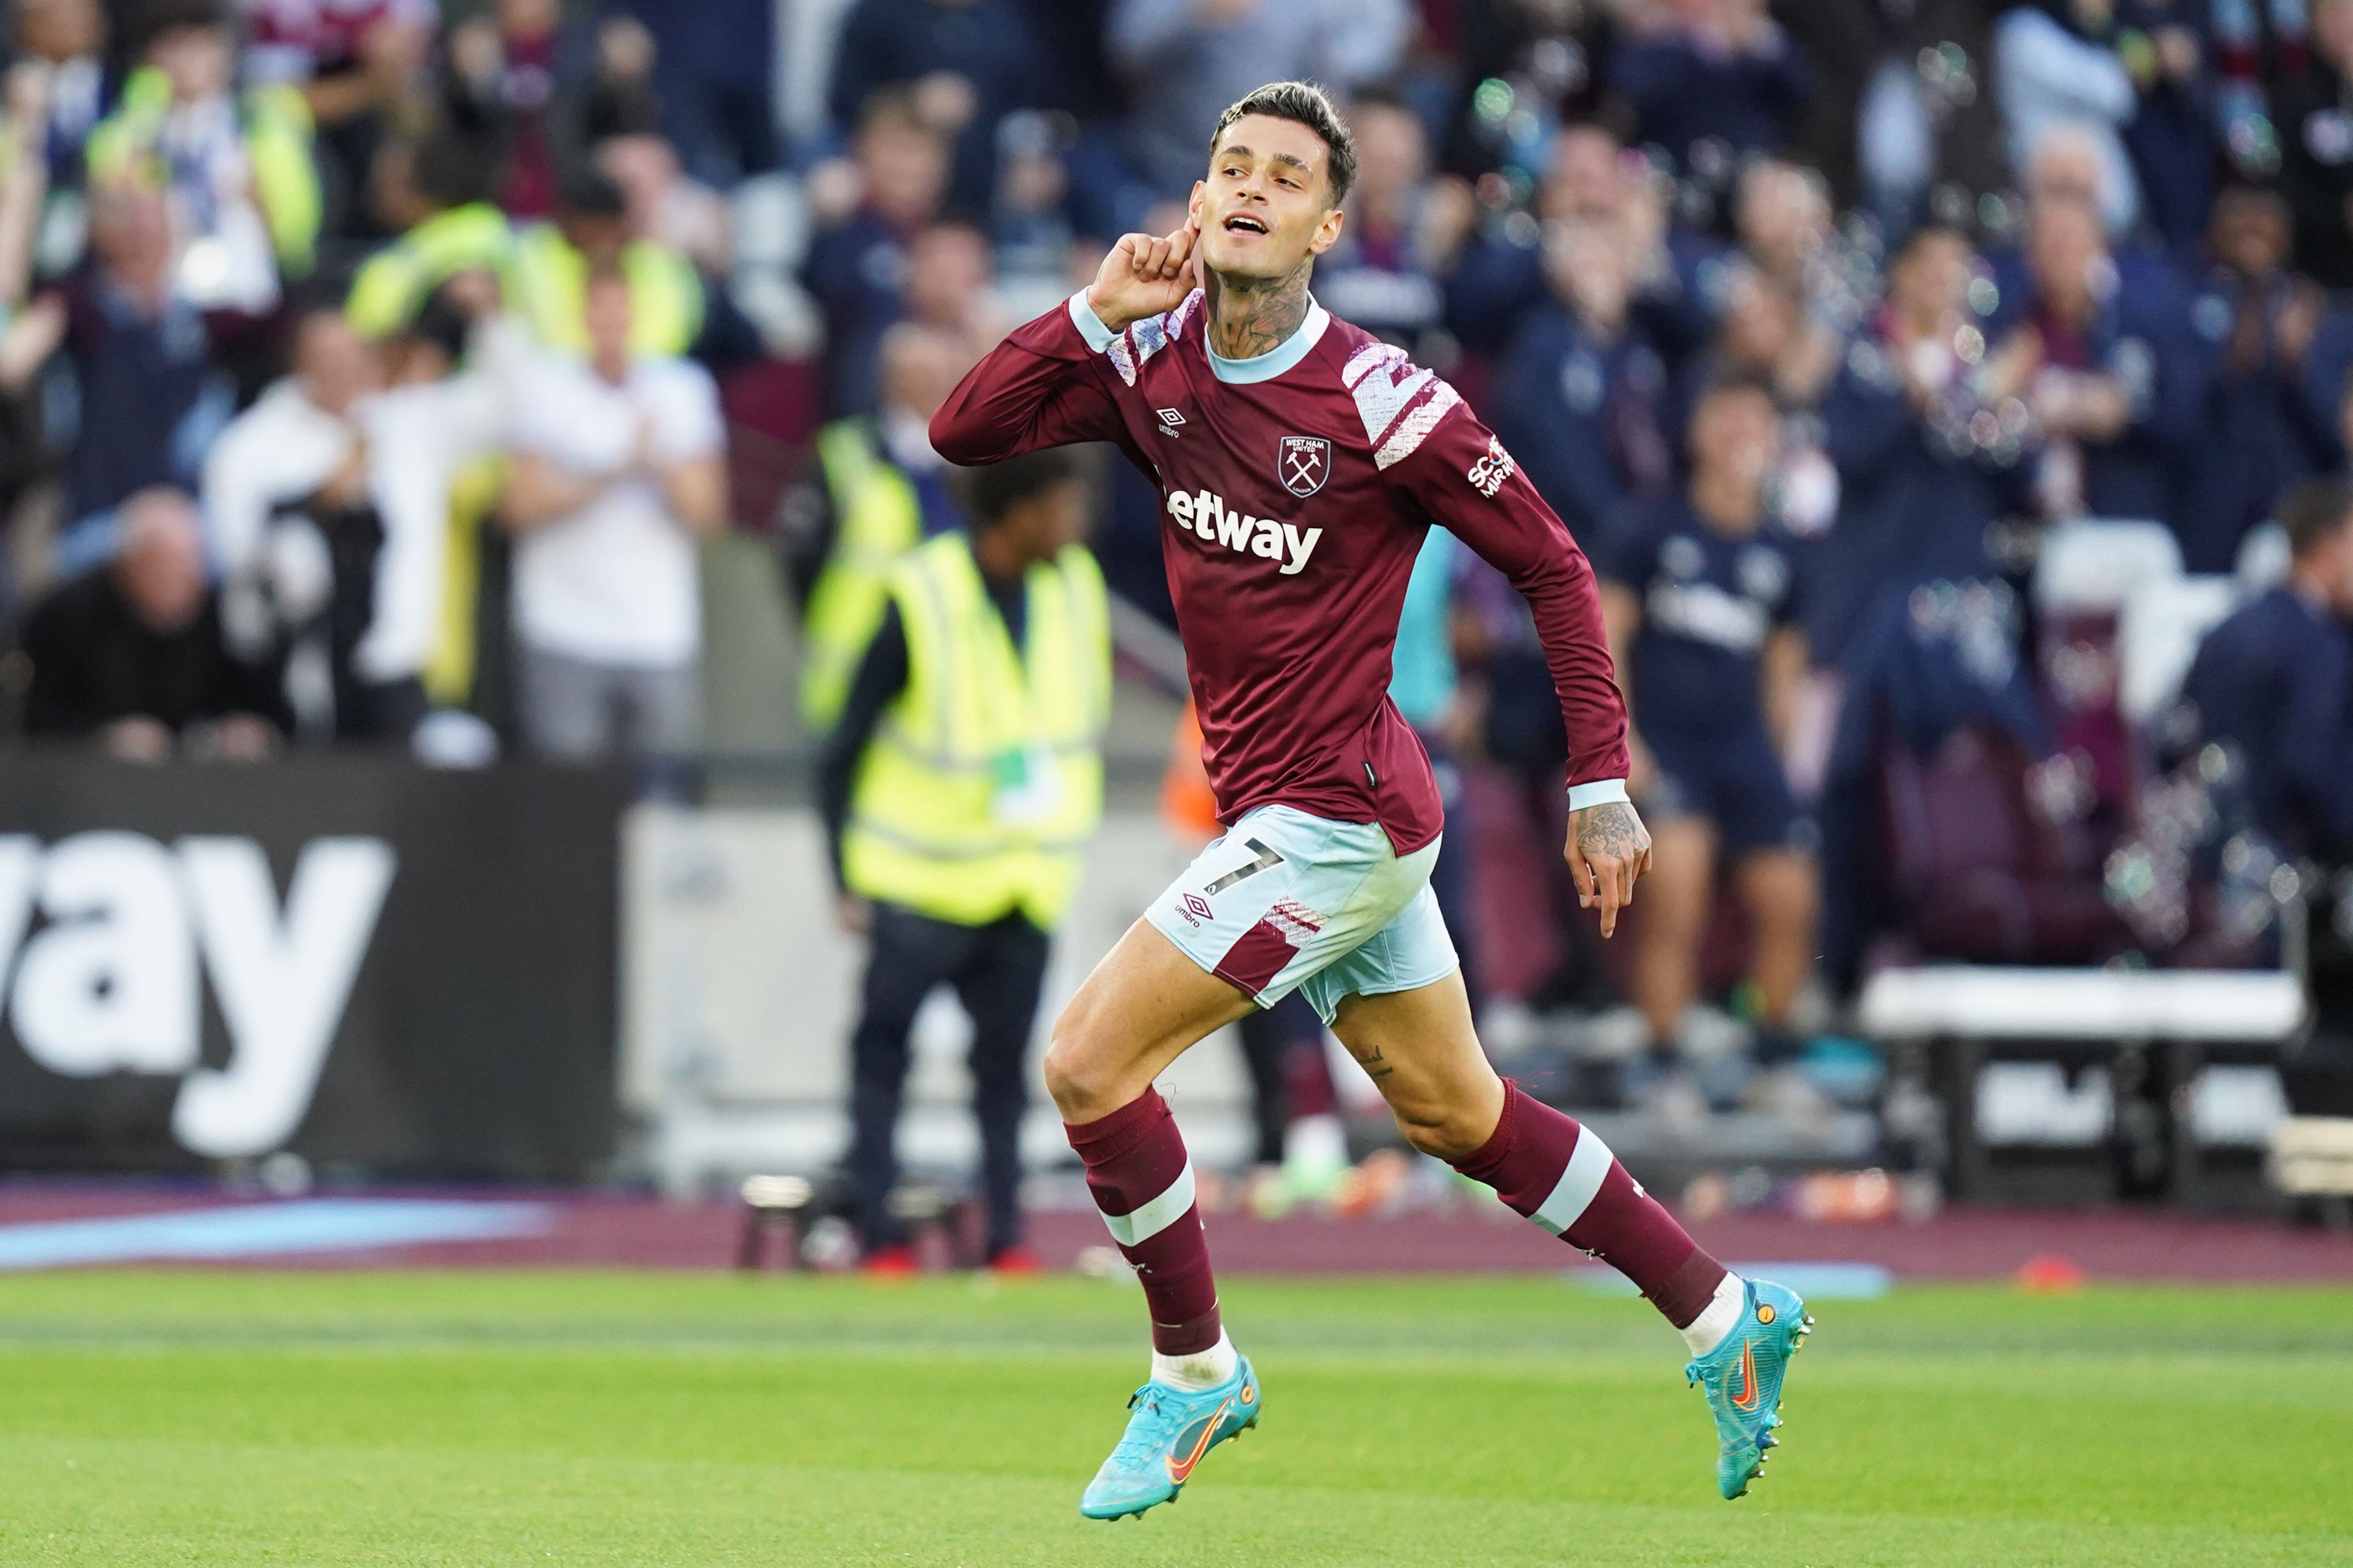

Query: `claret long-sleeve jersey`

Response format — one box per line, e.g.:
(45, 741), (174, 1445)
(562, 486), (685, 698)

(932, 288), (1629, 855)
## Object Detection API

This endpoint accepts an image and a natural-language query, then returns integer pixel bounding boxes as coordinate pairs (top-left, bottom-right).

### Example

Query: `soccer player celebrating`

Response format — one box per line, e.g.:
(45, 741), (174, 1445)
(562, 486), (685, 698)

(932, 81), (1811, 1517)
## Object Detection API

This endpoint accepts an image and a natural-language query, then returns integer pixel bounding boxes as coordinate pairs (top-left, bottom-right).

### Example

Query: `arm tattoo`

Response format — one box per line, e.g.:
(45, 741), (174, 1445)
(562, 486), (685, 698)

(1575, 800), (1644, 863)
(1205, 260), (1313, 360)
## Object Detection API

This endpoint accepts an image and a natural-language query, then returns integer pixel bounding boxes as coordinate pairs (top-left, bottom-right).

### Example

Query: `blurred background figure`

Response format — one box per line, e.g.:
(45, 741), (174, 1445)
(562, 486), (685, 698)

(500, 269), (724, 764)
(820, 447), (1106, 1273)
(2181, 478), (2353, 859)
(1601, 377), (1818, 1107)
(790, 319), (973, 735)
(21, 484), (284, 758)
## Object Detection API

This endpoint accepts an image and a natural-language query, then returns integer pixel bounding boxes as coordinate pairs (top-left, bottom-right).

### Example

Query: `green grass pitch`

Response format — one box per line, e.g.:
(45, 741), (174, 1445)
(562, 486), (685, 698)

(0, 1268), (2343, 1565)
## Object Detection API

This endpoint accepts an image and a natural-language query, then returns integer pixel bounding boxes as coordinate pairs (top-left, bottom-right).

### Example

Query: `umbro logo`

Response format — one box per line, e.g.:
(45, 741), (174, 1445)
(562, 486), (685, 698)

(1176, 893), (1213, 928)
(1156, 408), (1185, 436)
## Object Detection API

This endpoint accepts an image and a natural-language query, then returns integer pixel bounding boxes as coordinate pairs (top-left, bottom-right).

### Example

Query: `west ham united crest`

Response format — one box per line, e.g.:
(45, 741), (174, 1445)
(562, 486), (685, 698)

(1278, 435), (1332, 498)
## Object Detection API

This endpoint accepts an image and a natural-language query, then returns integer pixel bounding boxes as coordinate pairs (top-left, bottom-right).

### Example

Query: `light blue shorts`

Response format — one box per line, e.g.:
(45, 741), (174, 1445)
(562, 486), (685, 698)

(1145, 804), (1459, 1025)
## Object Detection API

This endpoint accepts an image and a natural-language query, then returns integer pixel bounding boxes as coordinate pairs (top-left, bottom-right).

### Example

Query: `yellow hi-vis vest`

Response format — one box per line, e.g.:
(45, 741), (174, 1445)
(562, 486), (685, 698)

(345, 202), (516, 340)
(843, 532), (1111, 931)
(799, 419), (922, 731)
(510, 223), (705, 358)
(87, 69), (321, 276)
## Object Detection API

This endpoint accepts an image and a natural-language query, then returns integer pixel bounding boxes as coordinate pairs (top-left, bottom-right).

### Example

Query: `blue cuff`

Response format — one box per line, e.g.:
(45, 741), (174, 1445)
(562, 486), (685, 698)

(1566, 779), (1630, 811)
(1067, 291), (1119, 352)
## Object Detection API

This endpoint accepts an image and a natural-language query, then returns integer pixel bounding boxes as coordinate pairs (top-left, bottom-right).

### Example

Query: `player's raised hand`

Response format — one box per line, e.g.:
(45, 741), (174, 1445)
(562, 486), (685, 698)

(1567, 800), (1652, 940)
(1086, 218), (1199, 332)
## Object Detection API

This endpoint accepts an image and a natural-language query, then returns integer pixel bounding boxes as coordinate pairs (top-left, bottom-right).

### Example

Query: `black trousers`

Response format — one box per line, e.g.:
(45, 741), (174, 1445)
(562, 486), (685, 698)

(845, 904), (1050, 1256)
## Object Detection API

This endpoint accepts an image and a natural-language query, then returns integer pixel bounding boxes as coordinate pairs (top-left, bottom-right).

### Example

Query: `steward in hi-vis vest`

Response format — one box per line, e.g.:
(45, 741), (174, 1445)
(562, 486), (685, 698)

(798, 416), (923, 732)
(508, 170), (704, 360)
(816, 447), (1107, 1273)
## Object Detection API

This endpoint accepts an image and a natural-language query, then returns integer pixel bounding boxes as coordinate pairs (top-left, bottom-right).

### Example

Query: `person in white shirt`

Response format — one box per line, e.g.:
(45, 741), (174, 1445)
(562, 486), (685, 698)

(500, 267), (727, 761)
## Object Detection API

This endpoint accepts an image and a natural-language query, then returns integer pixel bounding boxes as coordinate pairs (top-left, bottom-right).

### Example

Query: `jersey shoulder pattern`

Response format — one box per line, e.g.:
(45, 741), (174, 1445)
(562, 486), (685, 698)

(1338, 333), (1464, 470)
(1104, 288), (1206, 387)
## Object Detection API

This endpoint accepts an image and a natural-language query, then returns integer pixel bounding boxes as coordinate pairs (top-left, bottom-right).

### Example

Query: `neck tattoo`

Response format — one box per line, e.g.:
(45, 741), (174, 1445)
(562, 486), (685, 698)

(1206, 262), (1313, 362)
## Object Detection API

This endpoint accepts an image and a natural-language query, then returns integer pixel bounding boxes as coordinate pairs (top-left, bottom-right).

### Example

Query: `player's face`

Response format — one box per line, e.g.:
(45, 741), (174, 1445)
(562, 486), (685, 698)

(1191, 115), (1344, 281)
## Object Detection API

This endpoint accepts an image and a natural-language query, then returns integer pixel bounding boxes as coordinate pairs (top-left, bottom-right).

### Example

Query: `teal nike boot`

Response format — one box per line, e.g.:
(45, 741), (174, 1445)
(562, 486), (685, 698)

(1685, 1278), (1812, 1499)
(1079, 1356), (1261, 1520)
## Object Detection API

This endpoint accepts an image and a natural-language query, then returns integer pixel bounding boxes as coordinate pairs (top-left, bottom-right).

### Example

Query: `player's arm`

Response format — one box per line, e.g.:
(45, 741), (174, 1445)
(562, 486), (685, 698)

(1393, 410), (1649, 937)
(1597, 580), (1657, 802)
(928, 220), (1198, 465)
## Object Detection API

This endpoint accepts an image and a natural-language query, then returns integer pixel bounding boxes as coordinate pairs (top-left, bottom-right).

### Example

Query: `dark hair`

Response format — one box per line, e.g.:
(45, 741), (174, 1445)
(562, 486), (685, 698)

(138, 0), (229, 48)
(411, 128), (499, 210)
(1210, 81), (1357, 207)
(402, 287), (473, 364)
(1694, 371), (1780, 414)
(558, 166), (629, 221)
(962, 448), (1089, 531)
(2281, 477), (2353, 558)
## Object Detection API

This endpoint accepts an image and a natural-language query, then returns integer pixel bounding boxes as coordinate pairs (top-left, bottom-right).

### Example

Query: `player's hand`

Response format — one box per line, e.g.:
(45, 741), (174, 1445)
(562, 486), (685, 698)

(1566, 799), (1652, 940)
(1085, 219), (1198, 332)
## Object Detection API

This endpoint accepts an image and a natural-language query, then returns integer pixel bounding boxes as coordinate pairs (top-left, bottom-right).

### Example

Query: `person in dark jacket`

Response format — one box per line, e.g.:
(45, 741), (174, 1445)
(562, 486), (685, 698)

(1606, 0), (1813, 173)
(1487, 219), (1675, 547)
(22, 487), (285, 758)
(2180, 476), (2353, 854)
(2187, 186), (2345, 573)
(827, 0), (1039, 221)
(1994, 196), (2209, 538)
(1815, 223), (2022, 665)
(2272, 0), (2353, 287)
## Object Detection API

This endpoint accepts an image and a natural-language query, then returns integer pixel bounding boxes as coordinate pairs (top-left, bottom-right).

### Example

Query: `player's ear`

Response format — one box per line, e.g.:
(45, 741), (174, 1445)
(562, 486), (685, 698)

(1187, 182), (1205, 225)
(1308, 204), (1344, 257)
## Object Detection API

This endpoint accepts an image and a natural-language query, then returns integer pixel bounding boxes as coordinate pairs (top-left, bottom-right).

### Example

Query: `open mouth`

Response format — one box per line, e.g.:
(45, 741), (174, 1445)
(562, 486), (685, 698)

(1223, 213), (1269, 235)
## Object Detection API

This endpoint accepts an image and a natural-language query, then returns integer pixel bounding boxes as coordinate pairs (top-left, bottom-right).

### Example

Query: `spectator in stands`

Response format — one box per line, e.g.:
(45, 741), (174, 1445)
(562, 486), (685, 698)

(1598, 376), (1817, 1075)
(805, 91), (950, 418)
(605, 0), (775, 186)
(438, 0), (600, 223)
(2181, 476), (2353, 855)
(201, 309), (452, 744)
(597, 126), (734, 280)
(2115, 1), (2220, 254)
(793, 321), (974, 731)
(11, 0), (107, 216)
(1, 177), (232, 572)
(22, 486), (285, 757)
(241, 0), (433, 244)
(1606, 0), (1814, 176)
(1728, 160), (1848, 399)
(86, 0), (321, 315)
(1105, 0), (1409, 198)
(1316, 87), (1472, 356)
(1995, 2), (2146, 236)
(500, 269), (726, 762)
(1488, 219), (1674, 546)
(2275, 0), (2353, 287)
(203, 308), (380, 578)
(1447, 121), (1724, 368)
(1999, 196), (2205, 534)
(900, 221), (1004, 363)
(510, 166), (703, 360)
(1816, 222), (2017, 664)
(828, 0), (1040, 221)
(2188, 186), (2343, 574)
(820, 446), (1106, 1274)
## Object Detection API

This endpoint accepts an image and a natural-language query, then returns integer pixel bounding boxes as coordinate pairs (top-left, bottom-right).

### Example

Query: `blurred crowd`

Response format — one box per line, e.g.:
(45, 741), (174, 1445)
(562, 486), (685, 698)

(9, 0), (2353, 1088)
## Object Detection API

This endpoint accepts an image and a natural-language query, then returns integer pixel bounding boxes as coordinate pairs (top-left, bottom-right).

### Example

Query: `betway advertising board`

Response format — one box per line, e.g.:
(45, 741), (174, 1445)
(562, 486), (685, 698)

(0, 754), (626, 1178)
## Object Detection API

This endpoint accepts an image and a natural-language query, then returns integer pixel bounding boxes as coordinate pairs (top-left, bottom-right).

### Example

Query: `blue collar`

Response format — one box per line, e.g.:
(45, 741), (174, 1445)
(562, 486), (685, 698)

(1206, 298), (1330, 385)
